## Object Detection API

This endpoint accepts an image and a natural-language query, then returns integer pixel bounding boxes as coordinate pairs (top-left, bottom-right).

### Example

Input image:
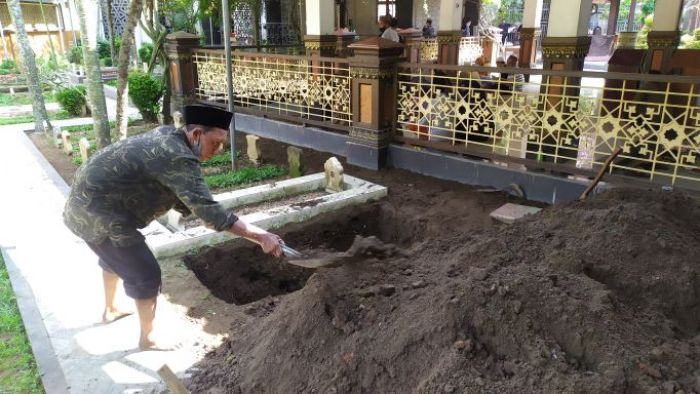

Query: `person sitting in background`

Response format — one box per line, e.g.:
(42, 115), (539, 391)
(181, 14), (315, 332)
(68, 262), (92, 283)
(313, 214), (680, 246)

(422, 18), (436, 38)
(462, 17), (473, 37)
(379, 15), (400, 42)
(502, 55), (525, 92)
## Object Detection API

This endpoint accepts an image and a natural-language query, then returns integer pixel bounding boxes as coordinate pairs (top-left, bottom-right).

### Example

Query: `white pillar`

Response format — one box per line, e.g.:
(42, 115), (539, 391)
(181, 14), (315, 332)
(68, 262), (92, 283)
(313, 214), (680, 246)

(651, 0), (683, 31)
(546, 0), (593, 37)
(305, 0), (334, 35)
(438, 0), (463, 31)
(522, 0), (543, 29)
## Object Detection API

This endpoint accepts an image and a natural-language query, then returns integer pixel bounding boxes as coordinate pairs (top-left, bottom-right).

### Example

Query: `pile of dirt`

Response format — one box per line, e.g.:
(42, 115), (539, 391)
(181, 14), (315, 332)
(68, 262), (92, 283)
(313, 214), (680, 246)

(188, 188), (700, 394)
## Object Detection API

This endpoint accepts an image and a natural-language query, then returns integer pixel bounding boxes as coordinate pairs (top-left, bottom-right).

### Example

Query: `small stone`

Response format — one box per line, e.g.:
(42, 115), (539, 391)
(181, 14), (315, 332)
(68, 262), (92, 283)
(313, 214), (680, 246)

(357, 287), (377, 297)
(475, 377), (485, 386)
(638, 362), (662, 379)
(453, 340), (467, 350)
(675, 390), (686, 394)
(650, 347), (665, 361)
(497, 285), (510, 297)
(513, 300), (523, 314)
(411, 280), (427, 289)
(470, 267), (489, 281)
(403, 269), (413, 276)
(379, 284), (396, 296)
(443, 384), (455, 393)
(663, 381), (677, 394)
(287, 146), (303, 177)
(658, 237), (668, 249)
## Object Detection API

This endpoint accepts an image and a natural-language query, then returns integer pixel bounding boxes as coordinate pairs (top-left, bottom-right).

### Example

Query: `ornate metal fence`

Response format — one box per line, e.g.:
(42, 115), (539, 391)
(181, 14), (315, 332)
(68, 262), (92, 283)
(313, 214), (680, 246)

(192, 49), (352, 130)
(396, 63), (700, 188)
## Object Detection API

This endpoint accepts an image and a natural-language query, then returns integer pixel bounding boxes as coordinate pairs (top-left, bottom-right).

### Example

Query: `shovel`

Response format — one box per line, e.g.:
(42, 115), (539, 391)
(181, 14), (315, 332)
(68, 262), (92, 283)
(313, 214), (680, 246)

(245, 237), (348, 268)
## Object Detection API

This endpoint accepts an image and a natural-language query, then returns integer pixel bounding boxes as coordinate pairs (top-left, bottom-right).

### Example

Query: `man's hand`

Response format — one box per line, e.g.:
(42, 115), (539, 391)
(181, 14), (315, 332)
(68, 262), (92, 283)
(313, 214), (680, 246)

(228, 219), (284, 258)
(256, 232), (284, 258)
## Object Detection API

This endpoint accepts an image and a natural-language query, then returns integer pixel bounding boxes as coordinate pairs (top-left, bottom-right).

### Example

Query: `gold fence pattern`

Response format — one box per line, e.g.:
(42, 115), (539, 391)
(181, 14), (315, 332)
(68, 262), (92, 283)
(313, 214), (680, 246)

(192, 49), (352, 128)
(397, 64), (700, 188)
(420, 36), (484, 65)
(420, 38), (438, 63)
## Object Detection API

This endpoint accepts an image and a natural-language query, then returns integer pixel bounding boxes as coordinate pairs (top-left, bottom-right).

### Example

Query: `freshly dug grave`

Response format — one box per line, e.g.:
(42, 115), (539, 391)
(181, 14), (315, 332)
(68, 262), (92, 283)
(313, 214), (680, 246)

(188, 188), (700, 394)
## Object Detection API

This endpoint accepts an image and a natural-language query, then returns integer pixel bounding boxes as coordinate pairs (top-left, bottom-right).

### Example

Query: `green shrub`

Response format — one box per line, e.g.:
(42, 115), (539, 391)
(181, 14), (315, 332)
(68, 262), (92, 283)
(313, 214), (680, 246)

(100, 57), (113, 67)
(97, 40), (111, 60)
(128, 71), (164, 122)
(204, 165), (286, 189)
(68, 44), (83, 64)
(0, 59), (18, 73)
(201, 150), (240, 167)
(138, 43), (154, 64)
(56, 85), (87, 116)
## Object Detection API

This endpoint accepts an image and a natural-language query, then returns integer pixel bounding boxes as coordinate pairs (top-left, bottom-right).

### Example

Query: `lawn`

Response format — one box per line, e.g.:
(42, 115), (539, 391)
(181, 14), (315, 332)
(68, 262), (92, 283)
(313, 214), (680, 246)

(0, 111), (73, 126)
(0, 253), (44, 393)
(204, 165), (286, 190)
(0, 92), (55, 107)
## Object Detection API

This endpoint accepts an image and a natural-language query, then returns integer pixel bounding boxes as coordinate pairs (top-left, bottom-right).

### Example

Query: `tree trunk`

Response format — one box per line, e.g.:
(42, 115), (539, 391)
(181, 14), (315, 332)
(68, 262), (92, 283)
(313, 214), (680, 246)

(38, 0), (58, 61)
(75, 0), (111, 148)
(116, 0), (145, 139)
(101, 0), (117, 63)
(7, 0), (52, 134)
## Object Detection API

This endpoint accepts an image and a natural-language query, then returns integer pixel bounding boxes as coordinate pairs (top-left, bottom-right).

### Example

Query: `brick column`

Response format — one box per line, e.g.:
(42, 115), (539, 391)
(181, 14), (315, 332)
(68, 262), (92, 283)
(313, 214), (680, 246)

(165, 31), (200, 115)
(346, 37), (404, 170)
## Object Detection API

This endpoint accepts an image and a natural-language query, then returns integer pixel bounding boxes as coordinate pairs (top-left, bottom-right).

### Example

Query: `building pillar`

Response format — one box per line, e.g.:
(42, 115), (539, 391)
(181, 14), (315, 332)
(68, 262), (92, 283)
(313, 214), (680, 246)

(400, 29), (423, 63)
(540, 0), (592, 72)
(647, 0), (683, 73)
(304, 0), (336, 56)
(518, 0), (543, 69)
(607, 0), (620, 35)
(346, 37), (404, 170)
(436, 0), (463, 65)
(336, 33), (356, 57)
(164, 32), (200, 115)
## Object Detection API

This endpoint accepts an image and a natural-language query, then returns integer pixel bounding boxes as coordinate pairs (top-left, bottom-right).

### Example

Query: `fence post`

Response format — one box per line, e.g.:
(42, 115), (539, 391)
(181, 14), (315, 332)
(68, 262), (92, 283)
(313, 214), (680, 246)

(304, 35), (336, 57)
(346, 37), (404, 170)
(165, 31), (200, 115)
(436, 30), (461, 65)
(400, 30), (423, 63)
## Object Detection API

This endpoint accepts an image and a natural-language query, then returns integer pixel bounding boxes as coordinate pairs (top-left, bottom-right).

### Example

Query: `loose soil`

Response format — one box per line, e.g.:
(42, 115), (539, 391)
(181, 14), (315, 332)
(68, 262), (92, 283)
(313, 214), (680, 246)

(28, 131), (77, 184)
(187, 188), (700, 394)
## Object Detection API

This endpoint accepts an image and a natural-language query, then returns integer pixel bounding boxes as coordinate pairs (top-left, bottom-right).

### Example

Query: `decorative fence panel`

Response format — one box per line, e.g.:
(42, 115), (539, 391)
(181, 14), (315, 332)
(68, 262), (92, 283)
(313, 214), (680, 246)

(192, 49), (352, 130)
(396, 63), (700, 188)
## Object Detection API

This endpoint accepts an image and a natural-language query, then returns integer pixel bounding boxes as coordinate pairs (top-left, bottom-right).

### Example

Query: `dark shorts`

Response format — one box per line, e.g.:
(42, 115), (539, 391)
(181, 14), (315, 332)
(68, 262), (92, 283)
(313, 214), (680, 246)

(86, 239), (161, 299)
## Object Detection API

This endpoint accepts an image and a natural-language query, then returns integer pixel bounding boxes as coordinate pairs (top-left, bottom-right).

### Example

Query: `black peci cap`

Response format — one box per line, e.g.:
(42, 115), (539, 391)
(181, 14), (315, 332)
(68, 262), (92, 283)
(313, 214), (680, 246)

(182, 105), (233, 130)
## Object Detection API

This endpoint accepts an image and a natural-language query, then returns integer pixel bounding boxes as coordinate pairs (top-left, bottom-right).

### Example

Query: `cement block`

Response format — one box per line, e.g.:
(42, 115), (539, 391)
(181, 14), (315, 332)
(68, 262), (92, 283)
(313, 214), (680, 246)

(490, 203), (542, 224)
(246, 134), (261, 165)
(78, 138), (91, 164)
(287, 146), (303, 178)
(324, 157), (344, 192)
(61, 131), (73, 156)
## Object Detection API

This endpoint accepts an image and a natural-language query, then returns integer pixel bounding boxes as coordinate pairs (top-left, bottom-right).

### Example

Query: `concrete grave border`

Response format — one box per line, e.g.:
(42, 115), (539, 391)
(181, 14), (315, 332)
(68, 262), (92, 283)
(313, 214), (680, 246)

(144, 173), (387, 258)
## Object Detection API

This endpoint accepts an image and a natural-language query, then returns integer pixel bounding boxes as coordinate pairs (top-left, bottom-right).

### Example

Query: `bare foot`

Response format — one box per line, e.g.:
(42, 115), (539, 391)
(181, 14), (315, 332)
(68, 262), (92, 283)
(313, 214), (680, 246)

(102, 308), (133, 324)
(138, 333), (182, 351)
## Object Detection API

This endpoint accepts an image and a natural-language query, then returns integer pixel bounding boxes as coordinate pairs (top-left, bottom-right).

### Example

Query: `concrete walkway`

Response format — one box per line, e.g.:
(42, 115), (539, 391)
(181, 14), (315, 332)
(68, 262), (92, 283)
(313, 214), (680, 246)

(0, 112), (218, 393)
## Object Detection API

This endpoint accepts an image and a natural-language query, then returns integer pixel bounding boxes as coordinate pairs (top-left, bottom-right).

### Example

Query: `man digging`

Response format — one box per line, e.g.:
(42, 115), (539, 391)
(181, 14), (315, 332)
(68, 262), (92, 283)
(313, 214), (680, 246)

(63, 105), (285, 350)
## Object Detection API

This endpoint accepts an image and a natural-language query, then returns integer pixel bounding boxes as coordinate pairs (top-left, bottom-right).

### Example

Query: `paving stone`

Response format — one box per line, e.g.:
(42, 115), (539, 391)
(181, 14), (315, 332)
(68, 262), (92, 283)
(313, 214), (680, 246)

(489, 203), (542, 224)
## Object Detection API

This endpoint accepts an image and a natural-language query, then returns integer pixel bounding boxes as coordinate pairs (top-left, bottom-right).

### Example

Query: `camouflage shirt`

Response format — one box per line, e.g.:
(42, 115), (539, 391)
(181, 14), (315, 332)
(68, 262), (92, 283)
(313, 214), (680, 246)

(63, 125), (238, 247)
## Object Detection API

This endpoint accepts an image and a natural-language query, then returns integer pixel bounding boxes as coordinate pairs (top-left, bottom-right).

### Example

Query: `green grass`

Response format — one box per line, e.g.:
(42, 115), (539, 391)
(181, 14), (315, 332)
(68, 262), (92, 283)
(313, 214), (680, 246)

(0, 253), (44, 393)
(204, 165), (286, 190)
(0, 111), (73, 126)
(104, 80), (118, 87)
(0, 92), (55, 107)
(201, 150), (241, 168)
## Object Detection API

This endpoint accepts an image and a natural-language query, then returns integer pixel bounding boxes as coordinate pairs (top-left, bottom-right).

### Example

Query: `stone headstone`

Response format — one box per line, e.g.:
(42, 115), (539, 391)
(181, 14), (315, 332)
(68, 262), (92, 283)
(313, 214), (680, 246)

(78, 138), (91, 163)
(287, 146), (303, 177)
(61, 131), (73, 155)
(324, 157), (344, 193)
(173, 111), (185, 128)
(51, 126), (62, 148)
(489, 203), (542, 224)
(166, 209), (184, 232)
(246, 135), (261, 165)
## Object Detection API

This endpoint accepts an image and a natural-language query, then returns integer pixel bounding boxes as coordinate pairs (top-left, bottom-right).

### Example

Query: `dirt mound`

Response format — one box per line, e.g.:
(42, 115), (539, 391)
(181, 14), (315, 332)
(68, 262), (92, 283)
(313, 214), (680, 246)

(188, 189), (700, 394)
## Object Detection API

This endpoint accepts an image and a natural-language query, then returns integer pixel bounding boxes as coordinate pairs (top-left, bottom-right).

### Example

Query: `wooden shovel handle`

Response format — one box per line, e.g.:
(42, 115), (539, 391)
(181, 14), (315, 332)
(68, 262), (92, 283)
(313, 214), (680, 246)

(580, 147), (622, 200)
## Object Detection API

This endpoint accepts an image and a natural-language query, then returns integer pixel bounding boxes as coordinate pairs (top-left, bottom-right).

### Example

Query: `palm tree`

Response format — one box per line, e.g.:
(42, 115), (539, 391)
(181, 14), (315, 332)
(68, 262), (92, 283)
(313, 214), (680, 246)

(6, 0), (53, 134)
(74, 0), (111, 148)
(116, 0), (146, 139)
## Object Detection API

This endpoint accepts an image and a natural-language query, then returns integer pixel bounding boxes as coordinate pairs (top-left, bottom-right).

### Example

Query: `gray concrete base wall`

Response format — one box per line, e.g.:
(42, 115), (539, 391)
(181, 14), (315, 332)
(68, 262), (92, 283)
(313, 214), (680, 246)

(235, 114), (595, 204)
